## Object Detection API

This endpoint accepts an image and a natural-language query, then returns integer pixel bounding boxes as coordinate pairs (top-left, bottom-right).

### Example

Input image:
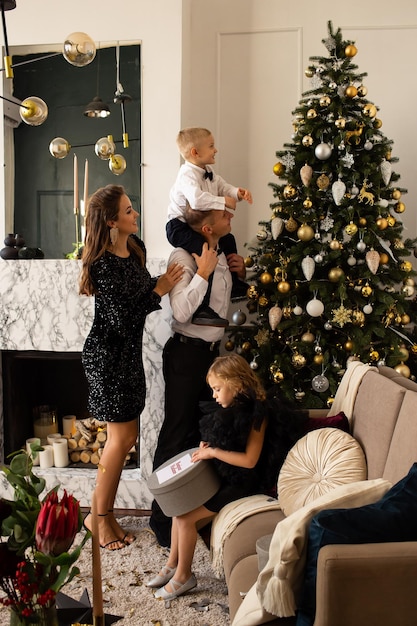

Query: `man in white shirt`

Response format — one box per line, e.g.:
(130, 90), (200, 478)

(150, 205), (245, 547)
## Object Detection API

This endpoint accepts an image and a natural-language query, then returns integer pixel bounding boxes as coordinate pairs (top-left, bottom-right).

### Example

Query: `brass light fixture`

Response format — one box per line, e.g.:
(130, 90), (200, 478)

(83, 47), (110, 118)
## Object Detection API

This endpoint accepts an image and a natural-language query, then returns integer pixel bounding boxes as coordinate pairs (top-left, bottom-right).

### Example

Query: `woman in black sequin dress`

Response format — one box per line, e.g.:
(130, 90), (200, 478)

(79, 185), (183, 550)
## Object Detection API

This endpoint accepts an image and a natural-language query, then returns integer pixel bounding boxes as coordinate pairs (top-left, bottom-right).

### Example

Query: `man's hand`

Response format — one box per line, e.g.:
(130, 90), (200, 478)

(226, 253), (246, 280)
(192, 242), (219, 281)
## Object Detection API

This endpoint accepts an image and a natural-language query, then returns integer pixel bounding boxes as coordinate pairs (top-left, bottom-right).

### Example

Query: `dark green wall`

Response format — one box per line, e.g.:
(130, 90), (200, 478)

(12, 45), (141, 258)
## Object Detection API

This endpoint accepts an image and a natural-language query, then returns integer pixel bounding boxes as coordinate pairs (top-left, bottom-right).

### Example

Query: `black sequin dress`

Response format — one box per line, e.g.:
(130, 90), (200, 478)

(82, 238), (162, 422)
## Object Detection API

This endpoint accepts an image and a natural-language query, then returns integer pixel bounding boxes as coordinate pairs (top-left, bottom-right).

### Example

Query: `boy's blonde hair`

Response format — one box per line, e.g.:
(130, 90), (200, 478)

(207, 354), (266, 401)
(176, 127), (212, 160)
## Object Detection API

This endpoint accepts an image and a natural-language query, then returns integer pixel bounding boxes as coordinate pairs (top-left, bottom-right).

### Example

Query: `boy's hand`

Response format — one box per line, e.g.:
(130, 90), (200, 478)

(224, 196), (237, 211)
(238, 188), (253, 204)
(193, 242), (219, 280)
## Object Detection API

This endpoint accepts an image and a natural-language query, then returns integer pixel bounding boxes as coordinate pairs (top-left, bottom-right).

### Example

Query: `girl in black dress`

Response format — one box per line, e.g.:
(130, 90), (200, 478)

(147, 353), (305, 599)
(80, 184), (183, 550)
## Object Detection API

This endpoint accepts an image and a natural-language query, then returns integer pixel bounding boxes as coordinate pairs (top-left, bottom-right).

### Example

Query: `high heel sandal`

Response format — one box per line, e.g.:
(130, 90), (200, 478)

(145, 565), (177, 588)
(83, 512), (126, 551)
(108, 509), (136, 545)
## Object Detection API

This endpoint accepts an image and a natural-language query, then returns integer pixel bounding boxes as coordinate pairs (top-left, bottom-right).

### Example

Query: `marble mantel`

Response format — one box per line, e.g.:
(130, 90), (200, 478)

(0, 259), (172, 508)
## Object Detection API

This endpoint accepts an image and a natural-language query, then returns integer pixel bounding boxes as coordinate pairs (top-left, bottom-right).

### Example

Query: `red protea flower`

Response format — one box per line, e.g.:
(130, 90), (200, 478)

(35, 490), (80, 556)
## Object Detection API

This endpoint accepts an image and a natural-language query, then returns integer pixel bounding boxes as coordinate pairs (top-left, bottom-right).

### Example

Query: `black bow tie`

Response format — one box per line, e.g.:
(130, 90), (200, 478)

(204, 169), (213, 181)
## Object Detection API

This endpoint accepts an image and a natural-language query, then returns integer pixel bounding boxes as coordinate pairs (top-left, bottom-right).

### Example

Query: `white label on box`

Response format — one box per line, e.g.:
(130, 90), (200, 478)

(156, 453), (194, 484)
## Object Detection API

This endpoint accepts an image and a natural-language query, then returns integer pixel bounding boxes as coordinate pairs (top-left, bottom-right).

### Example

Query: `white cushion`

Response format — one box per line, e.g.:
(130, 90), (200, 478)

(278, 427), (367, 517)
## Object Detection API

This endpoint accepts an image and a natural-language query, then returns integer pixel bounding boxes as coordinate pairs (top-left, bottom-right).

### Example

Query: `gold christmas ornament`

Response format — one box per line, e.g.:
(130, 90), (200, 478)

(319, 95), (331, 107)
(345, 222), (358, 236)
(379, 253), (389, 265)
(329, 239), (341, 251)
(386, 215), (396, 227)
(363, 103), (377, 118)
(292, 352), (307, 368)
(283, 184), (298, 199)
(394, 201), (405, 214)
(394, 362), (411, 378)
(273, 369), (284, 384)
(369, 350), (380, 361)
(365, 249), (380, 274)
(297, 223), (315, 241)
(225, 340), (235, 351)
(328, 267), (344, 282)
(352, 310), (365, 326)
(303, 197), (313, 209)
(260, 271), (273, 285)
(335, 117), (346, 129)
(273, 162), (286, 176)
(302, 134), (314, 147)
(258, 295), (269, 307)
(285, 216), (298, 232)
(392, 189), (402, 200)
(345, 85), (358, 98)
(376, 217), (388, 230)
(283, 306), (292, 319)
(244, 256), (254, 268)
(404, 278), (415, 286)
(241, 341), (252, 352)
(401, 285), (415, 297)
(401, 260), (413, 272)
(398, 346), (410, 361)
(316, 173), (330, 190)
(301, 331), (315, 342)
(305, 67), (315, 78)
(359, 217), (367, 227)
(344, 340), (354, 351)
(307, 108), (317, 119)
(373, 118), (382, 129)
(361, 284), (373, 297)
(247, 285), (259, 299)
(313, 354), (324, 365)
(345, 44), (358, 57)
(300, 164), (313, 186)
(357, 84), (368, 97)
(277, 280), (291, 294)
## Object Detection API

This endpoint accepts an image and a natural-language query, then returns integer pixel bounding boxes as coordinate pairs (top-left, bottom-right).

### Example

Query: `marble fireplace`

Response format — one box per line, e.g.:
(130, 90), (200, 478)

(0, 259), (172, 508)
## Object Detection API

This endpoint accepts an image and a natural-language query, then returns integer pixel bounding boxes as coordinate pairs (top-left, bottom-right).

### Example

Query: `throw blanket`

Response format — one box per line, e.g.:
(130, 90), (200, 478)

(210, 494), (281, 578)
(327, 360), (377, 420)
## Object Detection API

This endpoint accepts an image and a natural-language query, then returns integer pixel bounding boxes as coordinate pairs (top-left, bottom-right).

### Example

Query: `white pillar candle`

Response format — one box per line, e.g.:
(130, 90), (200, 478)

(52, 438), (69, 467)
(39, 444), (54, 469)
(62, 415), (77, 437)
(26, 437), (41, 466)
(47, 432), (62, 446)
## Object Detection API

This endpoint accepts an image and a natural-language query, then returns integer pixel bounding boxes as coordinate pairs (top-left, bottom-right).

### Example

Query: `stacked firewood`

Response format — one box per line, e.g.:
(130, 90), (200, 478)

(66, 418), (136, 466)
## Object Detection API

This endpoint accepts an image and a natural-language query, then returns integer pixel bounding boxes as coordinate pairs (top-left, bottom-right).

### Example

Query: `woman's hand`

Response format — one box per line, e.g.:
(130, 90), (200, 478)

(153, 262), (184, 297)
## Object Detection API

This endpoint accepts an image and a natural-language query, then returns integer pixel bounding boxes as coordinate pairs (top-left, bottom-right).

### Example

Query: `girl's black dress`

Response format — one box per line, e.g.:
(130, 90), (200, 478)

(82, 237), (162, 422)
(199, 391), (306, 512)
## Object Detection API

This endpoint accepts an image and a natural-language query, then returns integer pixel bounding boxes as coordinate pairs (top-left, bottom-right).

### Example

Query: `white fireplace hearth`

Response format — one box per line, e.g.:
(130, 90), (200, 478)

(0, 259), (172, 509)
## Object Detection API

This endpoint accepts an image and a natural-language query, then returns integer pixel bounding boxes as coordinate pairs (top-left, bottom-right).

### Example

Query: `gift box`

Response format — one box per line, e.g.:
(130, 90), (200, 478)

(147, 448), (220, 516)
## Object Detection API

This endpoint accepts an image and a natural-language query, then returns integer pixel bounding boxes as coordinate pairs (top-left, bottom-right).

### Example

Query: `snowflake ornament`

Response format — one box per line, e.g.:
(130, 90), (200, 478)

(331, 304), (353, 327)
(341, 152), (354, 168)
(255, 328), (270, 347)
(321, 214), (335, 232)
(281, 152), (295, 170)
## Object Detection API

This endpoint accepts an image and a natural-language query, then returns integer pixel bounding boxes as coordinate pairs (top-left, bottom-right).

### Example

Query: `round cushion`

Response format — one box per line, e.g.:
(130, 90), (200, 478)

(277, 428), (367, 516)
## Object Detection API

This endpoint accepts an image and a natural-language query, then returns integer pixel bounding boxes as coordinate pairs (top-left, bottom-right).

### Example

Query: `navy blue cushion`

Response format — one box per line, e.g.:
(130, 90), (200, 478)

(295, 462), (417, 626)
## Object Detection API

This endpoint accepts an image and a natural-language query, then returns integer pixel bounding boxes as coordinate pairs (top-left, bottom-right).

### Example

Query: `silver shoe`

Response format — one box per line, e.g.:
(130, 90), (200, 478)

(154, 573), (197, 600)
(145, 565), (176, 588)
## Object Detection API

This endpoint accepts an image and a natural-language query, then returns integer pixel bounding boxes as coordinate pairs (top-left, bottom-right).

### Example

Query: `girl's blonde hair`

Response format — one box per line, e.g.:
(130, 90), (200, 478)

(207, 354), (266, 401)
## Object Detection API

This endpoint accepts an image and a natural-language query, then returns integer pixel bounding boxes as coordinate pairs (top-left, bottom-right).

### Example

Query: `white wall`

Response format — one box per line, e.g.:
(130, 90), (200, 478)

(2, 0), (417, 264)
(183, 0), (417, 265)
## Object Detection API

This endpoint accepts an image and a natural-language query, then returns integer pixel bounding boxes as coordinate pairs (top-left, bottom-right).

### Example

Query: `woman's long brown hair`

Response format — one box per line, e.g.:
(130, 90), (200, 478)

(79, 184), (144, 296)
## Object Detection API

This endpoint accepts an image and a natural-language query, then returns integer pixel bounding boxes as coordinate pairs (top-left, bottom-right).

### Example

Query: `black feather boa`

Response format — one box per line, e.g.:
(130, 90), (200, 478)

(199, 391), (307, 492)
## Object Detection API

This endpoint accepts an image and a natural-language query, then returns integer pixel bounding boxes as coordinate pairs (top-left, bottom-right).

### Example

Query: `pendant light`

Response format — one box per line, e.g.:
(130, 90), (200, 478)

(83, 46), (110, 118)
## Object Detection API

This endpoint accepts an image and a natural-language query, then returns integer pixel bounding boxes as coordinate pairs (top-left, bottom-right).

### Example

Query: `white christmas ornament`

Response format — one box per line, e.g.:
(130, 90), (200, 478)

(268, 305), (283, 330)
(306, 298), (324, 317)
(347, 255), (357, 266)
(380, 159), (392, 186)
(363, 304), (373, 314)
(312, 374), (330, 392)
(271, 216), (284, 239)
(331, 178), (346, 205)
(300, 164), (313, 186)
(365, 249), (380, 275)
(293, 305), (303, 316)
(356, 240), (366, 252)
(301, 256), (315, 281)
(315, 142), (332, 160)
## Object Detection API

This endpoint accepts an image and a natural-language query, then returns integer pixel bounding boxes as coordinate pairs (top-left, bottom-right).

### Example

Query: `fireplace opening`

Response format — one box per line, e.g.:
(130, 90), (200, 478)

(2, 351), (138, 467)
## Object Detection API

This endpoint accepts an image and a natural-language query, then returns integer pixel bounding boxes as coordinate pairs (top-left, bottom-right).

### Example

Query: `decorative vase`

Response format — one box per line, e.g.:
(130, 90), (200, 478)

(9, 603), (58, 626)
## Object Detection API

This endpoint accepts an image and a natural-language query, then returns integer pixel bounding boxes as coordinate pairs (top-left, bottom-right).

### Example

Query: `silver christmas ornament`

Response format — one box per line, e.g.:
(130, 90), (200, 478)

(315, 142), (332, 160)
(356, 240), (366, 252)
(306, 298), (324, 317)
(232, 309), (247, 325)
(311, 374), (330, 392)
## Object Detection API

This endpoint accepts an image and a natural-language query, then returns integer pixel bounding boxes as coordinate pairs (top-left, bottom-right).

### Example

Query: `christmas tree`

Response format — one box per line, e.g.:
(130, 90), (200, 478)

(228, 21), (417, 409)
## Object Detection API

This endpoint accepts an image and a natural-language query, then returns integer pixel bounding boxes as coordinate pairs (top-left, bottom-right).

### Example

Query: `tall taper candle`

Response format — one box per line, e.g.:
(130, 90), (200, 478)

(92, 492), (104, 623)
(74, 153), (79, 213)
(83, 158), (89, 213)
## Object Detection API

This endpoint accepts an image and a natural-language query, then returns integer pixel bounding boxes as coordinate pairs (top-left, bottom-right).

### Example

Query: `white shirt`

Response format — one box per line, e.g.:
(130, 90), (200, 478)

(167, 161), (239, 222)
(168, 246), (232, 342)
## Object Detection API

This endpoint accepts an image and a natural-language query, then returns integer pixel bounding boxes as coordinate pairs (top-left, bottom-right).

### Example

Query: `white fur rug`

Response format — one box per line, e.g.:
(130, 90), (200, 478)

(0, 516), (229, 626)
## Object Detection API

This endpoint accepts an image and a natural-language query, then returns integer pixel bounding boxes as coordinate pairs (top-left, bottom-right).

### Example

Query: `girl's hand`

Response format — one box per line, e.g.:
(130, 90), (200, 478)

(192, 445), (213, 462)
(153, 262), (184, 297)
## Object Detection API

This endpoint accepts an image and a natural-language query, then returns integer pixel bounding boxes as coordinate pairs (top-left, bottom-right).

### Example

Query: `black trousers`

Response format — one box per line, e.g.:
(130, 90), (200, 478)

(150, 335), (220, 545)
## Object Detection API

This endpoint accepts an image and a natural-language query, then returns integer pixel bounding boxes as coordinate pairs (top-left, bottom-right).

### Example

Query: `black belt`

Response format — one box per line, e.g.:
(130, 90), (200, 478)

(173, 332), (221, 352)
